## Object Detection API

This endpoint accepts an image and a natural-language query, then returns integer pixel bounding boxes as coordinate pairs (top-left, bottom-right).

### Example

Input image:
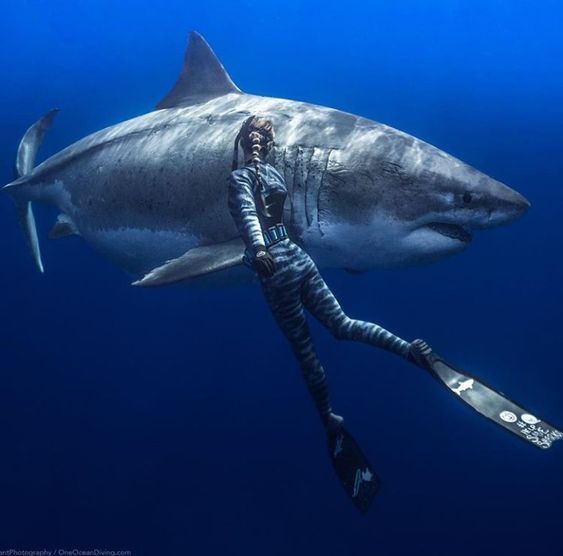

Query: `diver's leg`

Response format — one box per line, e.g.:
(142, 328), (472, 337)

(301, 266), (411, 358)
(257, 245), (383, 511)
(262, 270), (379, 513)
(261, 264), (380, 512)
(259, 268), (336, 428)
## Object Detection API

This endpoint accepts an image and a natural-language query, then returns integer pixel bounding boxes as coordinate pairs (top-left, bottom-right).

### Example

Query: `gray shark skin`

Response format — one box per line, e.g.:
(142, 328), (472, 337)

(3, 32), (530, 284)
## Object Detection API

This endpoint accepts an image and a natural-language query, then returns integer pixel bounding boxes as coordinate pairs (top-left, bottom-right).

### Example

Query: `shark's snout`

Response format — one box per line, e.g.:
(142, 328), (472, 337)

(497, 183), (531, 220)
(474, 178), (530, 228)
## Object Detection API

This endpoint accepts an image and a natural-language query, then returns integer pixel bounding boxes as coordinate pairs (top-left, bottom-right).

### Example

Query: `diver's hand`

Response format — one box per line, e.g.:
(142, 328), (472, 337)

(253, 246), (276, 278)
(408, 339), (434, 369)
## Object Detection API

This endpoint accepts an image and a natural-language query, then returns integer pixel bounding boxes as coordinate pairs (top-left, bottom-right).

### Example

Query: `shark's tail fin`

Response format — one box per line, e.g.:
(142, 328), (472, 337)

(5, 108), (59, 273)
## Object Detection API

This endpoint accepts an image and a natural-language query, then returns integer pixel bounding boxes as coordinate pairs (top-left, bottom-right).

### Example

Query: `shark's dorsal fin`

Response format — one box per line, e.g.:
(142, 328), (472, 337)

(156, 31), (242, 109)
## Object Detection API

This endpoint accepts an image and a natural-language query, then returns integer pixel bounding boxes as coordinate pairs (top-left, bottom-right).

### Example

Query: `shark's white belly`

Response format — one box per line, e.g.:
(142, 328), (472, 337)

(80, 226), (198, 276)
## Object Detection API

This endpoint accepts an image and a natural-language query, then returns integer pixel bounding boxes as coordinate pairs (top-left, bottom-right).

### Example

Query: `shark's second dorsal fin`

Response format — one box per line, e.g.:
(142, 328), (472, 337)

(156, 31), (242, 110)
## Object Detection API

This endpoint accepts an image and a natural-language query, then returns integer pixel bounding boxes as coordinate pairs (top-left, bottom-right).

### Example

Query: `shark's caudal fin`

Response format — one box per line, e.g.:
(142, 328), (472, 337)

(15, 202), (44, 273)
(7, 108), (59, 273)
(156, 31), (242, 109)
(16, 108), (59, 177)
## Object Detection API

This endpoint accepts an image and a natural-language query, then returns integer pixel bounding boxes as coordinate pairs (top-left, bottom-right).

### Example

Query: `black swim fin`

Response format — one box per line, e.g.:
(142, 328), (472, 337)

(327, 426), (381, 513)
(412, 341), (563, 450)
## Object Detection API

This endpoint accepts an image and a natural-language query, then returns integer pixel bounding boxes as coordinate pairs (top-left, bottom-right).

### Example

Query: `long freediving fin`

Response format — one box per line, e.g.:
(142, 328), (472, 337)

(133, 238), (246, 287)
(412, 341), (563, 450)
(328, 426), (381, 513)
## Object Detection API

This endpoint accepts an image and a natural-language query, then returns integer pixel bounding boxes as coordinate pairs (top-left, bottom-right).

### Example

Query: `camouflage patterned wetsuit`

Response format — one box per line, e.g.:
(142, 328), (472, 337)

(228, 161), (411, 425)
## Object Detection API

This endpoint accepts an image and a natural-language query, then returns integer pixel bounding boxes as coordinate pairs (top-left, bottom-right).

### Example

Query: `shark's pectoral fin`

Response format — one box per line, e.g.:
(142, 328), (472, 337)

(156, 31), (242, 109)
(48, 214), (80, 240)
(132, 238), (246, 287)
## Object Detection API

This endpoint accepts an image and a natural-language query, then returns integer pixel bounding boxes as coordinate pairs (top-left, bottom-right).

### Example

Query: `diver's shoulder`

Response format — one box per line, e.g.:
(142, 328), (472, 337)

(263, 161), (285, 180)
(229, 166), (254, 183)
(232, 161), (284, 182)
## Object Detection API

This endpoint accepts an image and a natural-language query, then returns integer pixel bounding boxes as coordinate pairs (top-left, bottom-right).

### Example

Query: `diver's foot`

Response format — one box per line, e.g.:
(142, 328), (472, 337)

(408, 339), (434, 369)
(323, 412), (344, 435)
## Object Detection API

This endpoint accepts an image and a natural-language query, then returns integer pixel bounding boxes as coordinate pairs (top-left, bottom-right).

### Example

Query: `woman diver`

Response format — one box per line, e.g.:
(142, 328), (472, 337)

(228, 115), (431, 510)
(227, 115), (562, 512)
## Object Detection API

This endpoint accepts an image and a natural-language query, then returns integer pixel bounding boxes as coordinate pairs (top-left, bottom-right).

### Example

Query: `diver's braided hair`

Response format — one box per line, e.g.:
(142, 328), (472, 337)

(232, 116), (275, 196)
(249, 129), (264, 190)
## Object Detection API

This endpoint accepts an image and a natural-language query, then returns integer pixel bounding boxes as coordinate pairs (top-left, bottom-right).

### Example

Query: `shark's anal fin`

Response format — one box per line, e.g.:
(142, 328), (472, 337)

(133, 238), (246, 287)
(156, 31), (242, 109)
(48, 214), (80, 240)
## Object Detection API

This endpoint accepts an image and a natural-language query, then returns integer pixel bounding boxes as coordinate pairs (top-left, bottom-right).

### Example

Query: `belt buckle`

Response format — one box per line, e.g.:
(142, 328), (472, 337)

(264, 224), (287, 247)
(264, 232), (272, 247)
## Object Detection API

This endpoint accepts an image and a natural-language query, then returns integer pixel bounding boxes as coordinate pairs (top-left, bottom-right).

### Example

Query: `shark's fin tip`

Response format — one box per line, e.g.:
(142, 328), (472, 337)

(156, 31), (241, 110)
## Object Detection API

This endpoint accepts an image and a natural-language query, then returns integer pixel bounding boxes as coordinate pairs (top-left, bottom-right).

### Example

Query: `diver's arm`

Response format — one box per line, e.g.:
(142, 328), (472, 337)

(228, 170), (265, 252)
(228, 170), (276, 277)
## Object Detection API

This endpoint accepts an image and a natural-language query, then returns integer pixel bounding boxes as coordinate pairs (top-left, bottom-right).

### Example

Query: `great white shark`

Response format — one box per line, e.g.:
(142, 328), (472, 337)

(3, 31), (530, 286)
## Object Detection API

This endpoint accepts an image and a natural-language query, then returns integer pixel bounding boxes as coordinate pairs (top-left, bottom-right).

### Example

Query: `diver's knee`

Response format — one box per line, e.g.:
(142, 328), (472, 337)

(330, 315), (353, 340)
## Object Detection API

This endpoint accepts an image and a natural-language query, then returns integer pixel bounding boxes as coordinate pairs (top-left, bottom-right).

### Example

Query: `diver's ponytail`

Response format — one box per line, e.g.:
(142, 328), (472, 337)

(232, 116), (275, 214)
(249, 130), (264, 193)
(232, 115), (275, 172)
(232, 115), (254, 171)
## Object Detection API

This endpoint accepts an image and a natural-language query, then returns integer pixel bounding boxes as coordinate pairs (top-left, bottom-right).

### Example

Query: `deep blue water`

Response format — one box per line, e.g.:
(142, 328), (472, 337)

(1, 1), (562, 554)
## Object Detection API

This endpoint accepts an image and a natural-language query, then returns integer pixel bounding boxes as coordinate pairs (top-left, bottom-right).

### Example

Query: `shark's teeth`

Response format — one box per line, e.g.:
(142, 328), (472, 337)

(427, 222), (472, 243)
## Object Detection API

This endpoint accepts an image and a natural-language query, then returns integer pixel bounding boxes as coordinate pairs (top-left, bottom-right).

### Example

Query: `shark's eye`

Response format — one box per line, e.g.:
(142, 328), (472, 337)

(463, 192), (473, 204)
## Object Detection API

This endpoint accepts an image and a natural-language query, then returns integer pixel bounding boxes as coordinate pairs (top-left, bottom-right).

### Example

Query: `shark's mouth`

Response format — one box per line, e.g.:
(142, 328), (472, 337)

(427, 222), (472, 243)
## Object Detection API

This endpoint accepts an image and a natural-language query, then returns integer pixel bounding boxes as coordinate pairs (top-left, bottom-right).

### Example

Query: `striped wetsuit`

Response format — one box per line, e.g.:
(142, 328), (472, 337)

(228, 161), (411, 424)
